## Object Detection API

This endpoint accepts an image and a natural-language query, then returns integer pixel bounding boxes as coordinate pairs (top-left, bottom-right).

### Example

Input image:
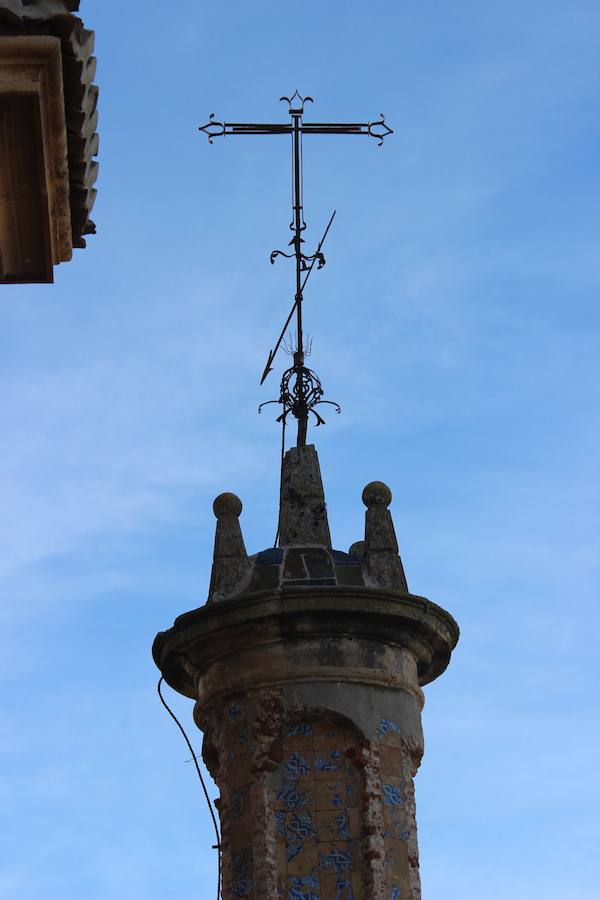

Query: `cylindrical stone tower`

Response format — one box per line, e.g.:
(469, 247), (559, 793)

(153, 444), (458, 899)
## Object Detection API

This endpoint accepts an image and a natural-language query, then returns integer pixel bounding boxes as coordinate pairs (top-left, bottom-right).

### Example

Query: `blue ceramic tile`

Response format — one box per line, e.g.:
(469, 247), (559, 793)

(383, 817), (409, 841)
(378, 719), (402, 741)
(231, 847), (253, 897)
(382, 784), (403, 806)
(284, 810), (318, 862)
(288, 875), (320, 900)
(287, 723), (313, 737)
(278, 780), (310, 811)
(315, 750), (344, 773)
(275, 809), (286, 836)
(334, 810), (351, 840)
(231, 787), (249, 819)
(335, 877), (355, 899)
(319, 846), (353, 873)
(287, 811), (317, 843)
(285, 752), (312, 779)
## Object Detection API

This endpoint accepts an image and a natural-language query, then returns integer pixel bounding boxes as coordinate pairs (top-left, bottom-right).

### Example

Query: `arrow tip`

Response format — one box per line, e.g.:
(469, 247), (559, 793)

(260, 352), (275, 384)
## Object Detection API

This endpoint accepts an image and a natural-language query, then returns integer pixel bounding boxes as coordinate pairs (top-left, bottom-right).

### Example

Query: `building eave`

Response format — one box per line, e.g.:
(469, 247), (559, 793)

(0, 1), (98, 281)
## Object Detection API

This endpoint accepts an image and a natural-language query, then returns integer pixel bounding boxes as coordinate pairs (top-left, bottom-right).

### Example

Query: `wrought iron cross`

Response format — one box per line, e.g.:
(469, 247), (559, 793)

(199, 91), (392, 447)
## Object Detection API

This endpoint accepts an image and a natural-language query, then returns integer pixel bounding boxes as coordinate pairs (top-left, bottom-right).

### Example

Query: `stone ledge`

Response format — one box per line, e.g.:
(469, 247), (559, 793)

(153, 586), (460, 700)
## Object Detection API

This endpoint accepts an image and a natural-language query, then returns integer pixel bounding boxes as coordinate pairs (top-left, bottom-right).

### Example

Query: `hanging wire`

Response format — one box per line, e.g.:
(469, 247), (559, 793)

(157, 677), (222, 899)
(273, 414), (287, 548)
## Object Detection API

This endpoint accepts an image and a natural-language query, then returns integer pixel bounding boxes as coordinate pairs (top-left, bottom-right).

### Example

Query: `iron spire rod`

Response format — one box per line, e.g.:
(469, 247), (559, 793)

(260, 210), (336, 385)
(291, 110), (308, 445)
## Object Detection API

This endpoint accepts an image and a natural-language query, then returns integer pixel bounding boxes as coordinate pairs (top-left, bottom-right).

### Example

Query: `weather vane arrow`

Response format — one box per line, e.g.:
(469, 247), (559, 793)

(199, 91), (393, 448)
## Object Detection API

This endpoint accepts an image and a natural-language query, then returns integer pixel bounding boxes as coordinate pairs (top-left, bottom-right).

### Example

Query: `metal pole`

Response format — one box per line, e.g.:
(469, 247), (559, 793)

(292, 110), (307, 446)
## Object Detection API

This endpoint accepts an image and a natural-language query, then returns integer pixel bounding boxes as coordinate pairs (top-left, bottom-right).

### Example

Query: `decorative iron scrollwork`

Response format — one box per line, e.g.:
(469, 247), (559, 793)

(367, 115), (393, 145)
(259, 362), (340, 431)
(280, 90), (314, 113)
(270, 235), (326, 270)
(198, 114), (226, 143)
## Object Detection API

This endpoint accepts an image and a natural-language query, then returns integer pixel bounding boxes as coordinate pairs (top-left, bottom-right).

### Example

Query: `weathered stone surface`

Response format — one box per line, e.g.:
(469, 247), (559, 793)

(208, 492), (251, 603)
(155, 585), (457, 898)
(363, 481), (409, 592)
(278, 444), (331, 547)
(153, 446), (459, 898)
(155, 582), (457, 698)
(195, 683), (428, 897)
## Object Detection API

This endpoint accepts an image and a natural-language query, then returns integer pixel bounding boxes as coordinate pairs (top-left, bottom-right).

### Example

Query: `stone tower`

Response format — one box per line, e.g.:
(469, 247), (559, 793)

(153, 443), (459, 899)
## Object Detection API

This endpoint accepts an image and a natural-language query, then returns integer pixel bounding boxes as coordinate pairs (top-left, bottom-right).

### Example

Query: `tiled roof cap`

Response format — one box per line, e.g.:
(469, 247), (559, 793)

(0, 1), (80, 22)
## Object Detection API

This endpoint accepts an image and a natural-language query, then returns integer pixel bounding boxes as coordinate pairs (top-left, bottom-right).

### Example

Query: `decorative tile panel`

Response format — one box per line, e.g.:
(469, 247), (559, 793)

(378, 718), (413, 898)
(226, 703), (255, 896)
(273, 719), (365, 899)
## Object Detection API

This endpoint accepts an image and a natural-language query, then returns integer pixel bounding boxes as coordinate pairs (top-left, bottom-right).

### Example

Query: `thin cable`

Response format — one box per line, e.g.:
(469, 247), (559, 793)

(274, 414), (286, 548)
(157, 677), (221, 899)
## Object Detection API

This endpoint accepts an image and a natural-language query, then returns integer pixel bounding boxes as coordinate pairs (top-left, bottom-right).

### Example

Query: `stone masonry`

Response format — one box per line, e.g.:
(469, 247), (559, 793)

(153, 445), (459, 899)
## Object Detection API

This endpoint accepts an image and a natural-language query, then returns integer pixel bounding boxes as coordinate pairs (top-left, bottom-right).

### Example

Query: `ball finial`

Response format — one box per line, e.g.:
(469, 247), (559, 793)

(213, 492), (243, 519)
(362, 481), (392, 509)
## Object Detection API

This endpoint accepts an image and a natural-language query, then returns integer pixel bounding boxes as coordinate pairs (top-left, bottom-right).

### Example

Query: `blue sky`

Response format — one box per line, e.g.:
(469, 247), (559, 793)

(2, 0), (600, 897)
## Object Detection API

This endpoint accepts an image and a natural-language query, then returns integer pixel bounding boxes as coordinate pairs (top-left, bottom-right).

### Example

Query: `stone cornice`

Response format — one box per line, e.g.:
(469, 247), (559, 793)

(153, 586), (460, 700)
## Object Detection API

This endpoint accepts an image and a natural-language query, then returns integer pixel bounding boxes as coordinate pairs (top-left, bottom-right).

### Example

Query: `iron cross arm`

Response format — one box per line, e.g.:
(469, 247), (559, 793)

(199, 114), (393, 145)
